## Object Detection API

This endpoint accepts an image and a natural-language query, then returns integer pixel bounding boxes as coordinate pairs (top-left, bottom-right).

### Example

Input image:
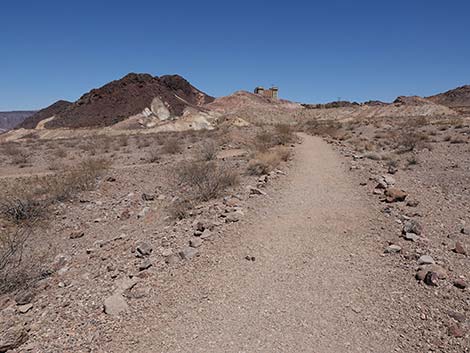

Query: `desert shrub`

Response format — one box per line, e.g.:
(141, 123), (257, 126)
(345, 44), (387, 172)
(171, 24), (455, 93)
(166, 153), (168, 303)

(162, 138), (182, 154)
(168, 199), (192, 220)
(10, 152), (29, 166)
(199, 140), (218, 161)
(0, 196), (43, 225)
(396, 132), (429, 153)
(254, 130), (276, 151)
(302, 120), (343, 138)
(46, 158), (111, 202)
(274, 124), (296, 145)
(406, 155), (419, 167)
(247, 149), (284, 175)
(177, 160), (239, 201)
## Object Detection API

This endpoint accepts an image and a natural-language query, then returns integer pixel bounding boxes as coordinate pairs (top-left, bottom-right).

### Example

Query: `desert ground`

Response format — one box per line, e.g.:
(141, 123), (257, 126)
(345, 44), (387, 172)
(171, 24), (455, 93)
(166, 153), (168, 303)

(0, 77), (469, 352)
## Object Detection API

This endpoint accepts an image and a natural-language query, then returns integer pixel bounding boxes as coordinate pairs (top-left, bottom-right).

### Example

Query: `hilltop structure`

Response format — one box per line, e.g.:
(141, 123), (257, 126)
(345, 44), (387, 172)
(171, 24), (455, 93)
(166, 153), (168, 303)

(254, 86), (279, 100)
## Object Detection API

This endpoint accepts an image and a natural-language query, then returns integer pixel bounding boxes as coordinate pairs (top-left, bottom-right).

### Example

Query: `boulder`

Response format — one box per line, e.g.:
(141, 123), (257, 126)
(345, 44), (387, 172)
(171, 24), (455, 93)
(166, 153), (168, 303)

(0, 325), (28, 353)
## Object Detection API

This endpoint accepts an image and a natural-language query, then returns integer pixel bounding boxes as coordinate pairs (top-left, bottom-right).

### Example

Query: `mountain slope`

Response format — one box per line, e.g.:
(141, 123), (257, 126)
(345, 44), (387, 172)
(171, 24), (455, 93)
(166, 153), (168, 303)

(20, 73), (214, 129)
(18, 100), (72, 129)
(427, 85), (470, 108)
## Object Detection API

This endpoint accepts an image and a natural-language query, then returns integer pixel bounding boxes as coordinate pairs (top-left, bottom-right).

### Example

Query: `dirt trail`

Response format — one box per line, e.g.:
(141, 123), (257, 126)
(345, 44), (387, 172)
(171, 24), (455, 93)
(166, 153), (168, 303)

(106, 134), (401, 352)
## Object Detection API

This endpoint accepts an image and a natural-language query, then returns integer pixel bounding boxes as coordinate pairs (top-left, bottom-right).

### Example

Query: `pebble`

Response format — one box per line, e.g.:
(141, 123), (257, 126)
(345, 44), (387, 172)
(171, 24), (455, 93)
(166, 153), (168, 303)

(179, 247), (199, 260)
(384, 245), (402, 253)
(189, 238), (203, 248)
(453, 241), (467, 255)
(417, 255), (435, 265)
(454, 279), (467, 289)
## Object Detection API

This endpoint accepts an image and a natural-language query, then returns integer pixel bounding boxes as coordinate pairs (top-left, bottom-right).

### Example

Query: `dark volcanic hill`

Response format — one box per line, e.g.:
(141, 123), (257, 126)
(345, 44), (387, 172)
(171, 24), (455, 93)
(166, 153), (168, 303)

(0, 111), (36, 132)
(18, 100), (72, 129)
(20, 73), (215, 129)
(427, 85), (470, 108)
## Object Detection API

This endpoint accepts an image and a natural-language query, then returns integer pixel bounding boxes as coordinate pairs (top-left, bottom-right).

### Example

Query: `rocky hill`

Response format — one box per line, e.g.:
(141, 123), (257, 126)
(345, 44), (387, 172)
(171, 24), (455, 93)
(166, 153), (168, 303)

(427, 85), (470, 108)
(0, 111), (36, 132)
(20, 73), (214, 129)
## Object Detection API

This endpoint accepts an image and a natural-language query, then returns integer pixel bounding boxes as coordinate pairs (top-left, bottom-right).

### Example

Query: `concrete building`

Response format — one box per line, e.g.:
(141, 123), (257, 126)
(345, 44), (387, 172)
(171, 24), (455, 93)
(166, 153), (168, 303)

(254, 86), (279, 100)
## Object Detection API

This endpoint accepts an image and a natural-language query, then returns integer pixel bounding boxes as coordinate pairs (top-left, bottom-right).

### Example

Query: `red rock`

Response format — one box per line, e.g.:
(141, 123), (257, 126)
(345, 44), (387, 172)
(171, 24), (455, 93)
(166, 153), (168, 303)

(384, 188), (407, 203)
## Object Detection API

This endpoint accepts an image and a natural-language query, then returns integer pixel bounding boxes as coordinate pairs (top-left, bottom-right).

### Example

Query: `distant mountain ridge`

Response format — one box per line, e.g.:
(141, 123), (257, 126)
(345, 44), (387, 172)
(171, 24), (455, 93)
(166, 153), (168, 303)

(19, 73), (214, 129)
(0, 111), (36, 132)
(427, 85), (470, 108)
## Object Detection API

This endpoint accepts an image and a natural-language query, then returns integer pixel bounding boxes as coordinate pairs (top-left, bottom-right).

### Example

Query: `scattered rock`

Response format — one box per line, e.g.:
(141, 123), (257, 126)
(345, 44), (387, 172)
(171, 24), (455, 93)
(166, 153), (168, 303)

(14, 291), (34, 305)
(424, 271), (439, 286)
(189, 238), (203, 248)
(248, 186), (266, 196)
(403, 220), (422, 235)
(384, 188), (407, 203)
(136, 242), (153, 257)
(69, 230), (85, 239)
(103, 294), (128, 316)
(179, 247), (198, 260)
(138, 260), (152, 271)
(224, 210), (244, 223)
(17, 303), (33, 314)
(415, 270), (427, 281)
(454, 279), (467, 289)
(200, 229), (213, 239)
(141, 193), (155, 201)
(0, 325), (28, 352)
(245, 255), (256, 261)
(447, 324), (464, 338)
(417, 255), (435, 265)
(406, 200), (420, 207)
(106, 176), (116, 182)
(404, 233), (420, 242)
(447, 310), (466, 323)
(453, 241), (467, 255)
(384, 245), (402, 253)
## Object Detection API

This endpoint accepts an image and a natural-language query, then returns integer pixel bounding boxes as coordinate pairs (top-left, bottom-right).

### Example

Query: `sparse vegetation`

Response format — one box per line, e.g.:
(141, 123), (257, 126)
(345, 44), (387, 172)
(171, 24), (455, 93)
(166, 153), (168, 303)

(162, 137), (182, 154)
(198, 140), (219, 161)
(177, 160), (239, 201)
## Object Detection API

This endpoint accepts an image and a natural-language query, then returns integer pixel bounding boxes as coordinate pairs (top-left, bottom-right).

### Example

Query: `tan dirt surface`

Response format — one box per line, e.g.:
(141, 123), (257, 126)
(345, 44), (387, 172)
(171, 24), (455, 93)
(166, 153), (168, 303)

(102, 134), (403, 353)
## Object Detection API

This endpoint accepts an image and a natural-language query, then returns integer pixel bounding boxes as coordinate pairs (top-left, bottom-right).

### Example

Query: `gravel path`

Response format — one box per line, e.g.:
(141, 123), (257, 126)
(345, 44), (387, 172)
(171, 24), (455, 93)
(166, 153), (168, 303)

(108, 134), (401, 352)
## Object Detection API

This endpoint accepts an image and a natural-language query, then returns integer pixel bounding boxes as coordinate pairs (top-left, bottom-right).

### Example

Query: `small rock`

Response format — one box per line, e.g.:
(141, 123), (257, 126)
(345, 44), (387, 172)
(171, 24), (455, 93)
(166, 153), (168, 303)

(179, 247), (198, 260)
(448, 324), (464, 338)
(245, 255), (256, 261)
(415, 270), (427, 281)
(248, 186), (266, 196)
(142, 193), (155, 201)
(424, 272), (439, 286)
(106, 176), (116, 182)
(417, 255), (435, 265)
(14, 291), (34, 305)
(461, 227), (469, 235)
(138, 260), (152, 271)
(453, 241), (467, 255)
(387, 165), (398, 174)
(189, 238), (203, 248)
(103, 294), (128, 316)
(402, 220), (422, 235)
(385, 188), (407, 203)
(404, 233), (420, 242)
(200, 229), (213, 239)
(373, 188), (384, 195)
(136, 242), (153, 257)
(165, 254), (179, 265)
(454, 279), (467, 289)
(17, 303), (33, 314)
(384, 245), (401, 253)
(447, 310), (466, 323)
(225, 210), (244, 223)
(70, 230), (85, 239)
(406, 200), (419, 207)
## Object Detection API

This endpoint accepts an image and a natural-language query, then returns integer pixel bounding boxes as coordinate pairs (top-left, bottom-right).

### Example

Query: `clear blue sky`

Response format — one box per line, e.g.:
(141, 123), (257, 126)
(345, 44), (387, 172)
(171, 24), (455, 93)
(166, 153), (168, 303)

(1, 0), (469, 111)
